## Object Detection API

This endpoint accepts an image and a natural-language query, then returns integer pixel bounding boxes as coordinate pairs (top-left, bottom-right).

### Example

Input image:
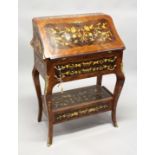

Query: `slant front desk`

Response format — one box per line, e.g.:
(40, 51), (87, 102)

(31, 13), (125, 146)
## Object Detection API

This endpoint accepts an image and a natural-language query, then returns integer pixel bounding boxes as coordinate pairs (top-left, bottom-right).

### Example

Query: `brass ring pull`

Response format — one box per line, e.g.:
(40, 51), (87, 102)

(107, 65), (117, 71)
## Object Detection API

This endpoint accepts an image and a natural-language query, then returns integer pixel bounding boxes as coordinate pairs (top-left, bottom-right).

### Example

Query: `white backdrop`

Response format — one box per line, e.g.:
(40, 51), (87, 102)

(19, 0), (137, 155)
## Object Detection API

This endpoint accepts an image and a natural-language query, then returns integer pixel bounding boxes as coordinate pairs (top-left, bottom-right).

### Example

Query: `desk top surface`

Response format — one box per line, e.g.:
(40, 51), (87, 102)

(32, 13), (125, 59)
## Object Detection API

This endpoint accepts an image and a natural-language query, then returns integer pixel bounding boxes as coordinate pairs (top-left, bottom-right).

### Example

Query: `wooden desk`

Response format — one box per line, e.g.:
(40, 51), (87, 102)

(31, 13), (125, 146)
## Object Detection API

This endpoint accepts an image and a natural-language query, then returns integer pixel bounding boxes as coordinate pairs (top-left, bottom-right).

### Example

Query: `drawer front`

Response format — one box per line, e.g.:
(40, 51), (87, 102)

(54, 55), (117, 78)
(54, 102), (112, 123)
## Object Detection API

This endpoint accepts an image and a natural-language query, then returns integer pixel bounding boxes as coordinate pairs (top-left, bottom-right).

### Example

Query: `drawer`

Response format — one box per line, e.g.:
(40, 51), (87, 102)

(54, 55), (118, 78)
(54, 101), (112, 123)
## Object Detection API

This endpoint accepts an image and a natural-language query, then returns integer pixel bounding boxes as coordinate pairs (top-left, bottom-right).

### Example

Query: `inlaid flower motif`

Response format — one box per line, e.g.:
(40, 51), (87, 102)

(45, 20), (114, 48)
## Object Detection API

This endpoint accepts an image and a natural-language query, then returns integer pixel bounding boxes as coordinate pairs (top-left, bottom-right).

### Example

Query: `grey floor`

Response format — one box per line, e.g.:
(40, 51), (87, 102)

(19, 71), (136, 155)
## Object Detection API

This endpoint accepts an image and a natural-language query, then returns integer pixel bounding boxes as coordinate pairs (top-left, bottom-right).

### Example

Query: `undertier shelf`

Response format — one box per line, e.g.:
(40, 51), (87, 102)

(42, 85), (113, 123)
(53, 85), (113, 109)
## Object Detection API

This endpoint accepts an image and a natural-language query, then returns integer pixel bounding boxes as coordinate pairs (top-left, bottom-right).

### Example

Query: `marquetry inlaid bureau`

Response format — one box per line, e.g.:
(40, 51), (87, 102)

(30, 13), (125, 146)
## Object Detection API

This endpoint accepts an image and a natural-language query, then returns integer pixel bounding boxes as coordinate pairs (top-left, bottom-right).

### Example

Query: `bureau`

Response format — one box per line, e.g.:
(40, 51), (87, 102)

(31, 13), (125, 146)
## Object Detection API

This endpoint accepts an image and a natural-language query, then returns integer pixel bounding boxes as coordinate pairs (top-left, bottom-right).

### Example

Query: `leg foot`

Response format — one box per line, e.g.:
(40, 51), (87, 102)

(47, 137), (53, 146)
(111, 72), (125, 128)
(47, 143), (52, 147)
(113, 121), (118, 128)
(112, 110), (118, 127)
(47, 120), (53, 146)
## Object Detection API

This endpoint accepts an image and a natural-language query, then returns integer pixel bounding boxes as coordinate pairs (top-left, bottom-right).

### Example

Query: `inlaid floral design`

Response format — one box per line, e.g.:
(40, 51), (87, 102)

(55, 104), (110, 121)
(45, 19), (115, 48)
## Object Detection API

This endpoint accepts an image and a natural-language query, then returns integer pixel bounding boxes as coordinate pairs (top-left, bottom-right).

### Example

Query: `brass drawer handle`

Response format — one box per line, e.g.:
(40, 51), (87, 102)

(107, 65), (117, 71)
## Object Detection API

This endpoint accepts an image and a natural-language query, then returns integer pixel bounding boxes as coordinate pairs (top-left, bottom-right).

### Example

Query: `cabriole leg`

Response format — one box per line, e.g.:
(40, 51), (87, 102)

(32, 66), (43, 122)
(112, 72), (125, 127)
(44, 76), (55, 146)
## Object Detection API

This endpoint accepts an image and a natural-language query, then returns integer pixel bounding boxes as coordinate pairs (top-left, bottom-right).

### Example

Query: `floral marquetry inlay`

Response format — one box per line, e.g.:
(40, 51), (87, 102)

(45, 19), (115, 49)
(55, 104), (111, 122)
